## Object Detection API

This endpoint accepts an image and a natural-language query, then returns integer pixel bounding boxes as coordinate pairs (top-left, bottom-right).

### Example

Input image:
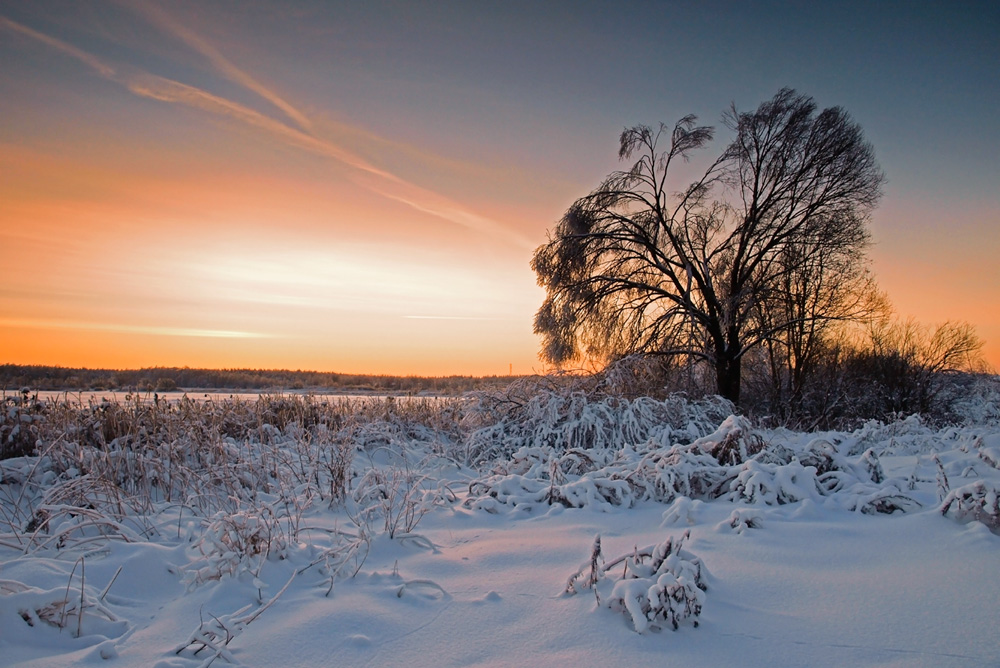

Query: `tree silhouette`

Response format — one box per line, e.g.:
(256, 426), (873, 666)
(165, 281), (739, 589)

(532, 89), (885, 405)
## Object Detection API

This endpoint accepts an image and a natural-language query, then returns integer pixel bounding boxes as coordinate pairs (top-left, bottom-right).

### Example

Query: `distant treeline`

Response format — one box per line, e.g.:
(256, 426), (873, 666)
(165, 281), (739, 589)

(0, 364), (521, 395)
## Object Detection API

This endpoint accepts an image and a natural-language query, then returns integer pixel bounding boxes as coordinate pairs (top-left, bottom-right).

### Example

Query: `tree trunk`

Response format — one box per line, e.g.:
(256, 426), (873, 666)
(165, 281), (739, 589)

(715, 353), (742, 406)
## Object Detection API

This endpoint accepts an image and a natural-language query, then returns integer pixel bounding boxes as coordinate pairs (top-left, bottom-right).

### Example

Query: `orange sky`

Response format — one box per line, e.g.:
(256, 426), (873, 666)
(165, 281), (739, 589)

(1, 3), (998, 375)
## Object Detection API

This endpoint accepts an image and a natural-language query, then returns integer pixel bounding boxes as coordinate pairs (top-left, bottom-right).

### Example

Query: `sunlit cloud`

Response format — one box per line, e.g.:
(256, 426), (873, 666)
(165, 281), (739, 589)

(0, 318), (270, 339)
(167, 245), (523, 319)
(366, 181), (535, 249)
(403, 315), (500, 321)
(0, 12), (530, 249)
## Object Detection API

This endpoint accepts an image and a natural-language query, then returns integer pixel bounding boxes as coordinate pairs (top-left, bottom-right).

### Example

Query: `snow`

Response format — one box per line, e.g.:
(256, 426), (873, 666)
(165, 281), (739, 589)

(1, 388), (998, 667)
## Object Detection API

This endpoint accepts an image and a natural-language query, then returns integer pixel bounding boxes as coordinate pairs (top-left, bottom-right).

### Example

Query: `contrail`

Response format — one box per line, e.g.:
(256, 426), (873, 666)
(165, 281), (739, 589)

(0, 12), (534, 249)
(124, 72), (398, 181)
(129, 0), (314, 132)
(0, 15), (115, 78)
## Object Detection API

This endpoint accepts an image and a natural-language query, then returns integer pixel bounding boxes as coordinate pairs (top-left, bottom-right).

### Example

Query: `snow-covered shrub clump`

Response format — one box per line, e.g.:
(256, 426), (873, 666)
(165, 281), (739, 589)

(1, 382), (999, 665)
(466, 410), (923, 515)
(941, 481), (1000, 533)
(720, 508), (764, 533)
(566, 532), (707, 633)
(1, 389), (44, 459)
(463, 380), (733, 466)
(948, 374), (1000, 426)
(728, 460), (818, 505)
(0, 394), (467, 652)
(3, 571), (127, 640)
(183, 505), (301, 588)
(974, 433), (1000, 470)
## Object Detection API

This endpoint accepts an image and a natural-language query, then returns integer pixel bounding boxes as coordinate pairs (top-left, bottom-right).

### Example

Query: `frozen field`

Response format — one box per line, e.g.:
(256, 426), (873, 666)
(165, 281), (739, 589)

(1, 387), (998, 667)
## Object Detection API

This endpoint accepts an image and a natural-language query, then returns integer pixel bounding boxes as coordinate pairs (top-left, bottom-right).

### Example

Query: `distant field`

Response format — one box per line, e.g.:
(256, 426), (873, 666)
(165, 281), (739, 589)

(30, 389), (455, 403)
(1, 364), (520, 396)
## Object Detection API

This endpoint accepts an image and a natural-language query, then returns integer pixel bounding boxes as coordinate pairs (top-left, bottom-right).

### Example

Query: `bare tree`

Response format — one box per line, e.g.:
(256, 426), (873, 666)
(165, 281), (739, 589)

(756, 240), (886, 417)
(532, 89), (885, 405)
(862, 318), (987, 415)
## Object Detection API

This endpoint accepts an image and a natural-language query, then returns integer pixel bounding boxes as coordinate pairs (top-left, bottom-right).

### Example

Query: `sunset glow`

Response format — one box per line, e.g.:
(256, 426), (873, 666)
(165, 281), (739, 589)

(2, 2), (998, 374)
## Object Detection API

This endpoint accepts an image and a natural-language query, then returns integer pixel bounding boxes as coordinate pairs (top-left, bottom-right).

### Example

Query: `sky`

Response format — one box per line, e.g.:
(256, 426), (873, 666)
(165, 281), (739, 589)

(1, 0), (998, 376)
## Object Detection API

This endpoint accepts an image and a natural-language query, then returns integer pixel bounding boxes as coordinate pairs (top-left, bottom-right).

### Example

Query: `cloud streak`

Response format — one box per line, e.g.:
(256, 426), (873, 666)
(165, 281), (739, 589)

(0, 15), (115, 78)
(403, 315), (500, 321)
(130, 0), (313, 133)
(0, 12), (533, 249)
(0, 318), (269, 339)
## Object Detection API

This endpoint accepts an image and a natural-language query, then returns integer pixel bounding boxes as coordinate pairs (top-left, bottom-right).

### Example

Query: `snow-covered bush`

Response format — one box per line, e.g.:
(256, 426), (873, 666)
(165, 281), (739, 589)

(349, 464), (434, 539)
(184, 506), (298, 588)
(660, 496), (704, 526)
(940, 480), (1000, 533)
(728, 460), (819, 505)
(465, 411), (923, 515)
(464, 380), (732, 466)
(1, 389), (44, 460)
(721, 508), (764, 533)
(565, 532), (707, 633)
(974, 434), (1000, 470)
(7, 576), (125, 639)
(628, 445), (734, 503)
(939, 374), (1000, 426)
(690, 416), (763, 465)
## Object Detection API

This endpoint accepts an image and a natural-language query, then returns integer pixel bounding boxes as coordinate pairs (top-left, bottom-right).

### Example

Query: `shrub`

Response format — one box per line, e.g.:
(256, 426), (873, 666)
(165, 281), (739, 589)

(565, 532), (707, 633)
(941, 481), (1000, 533)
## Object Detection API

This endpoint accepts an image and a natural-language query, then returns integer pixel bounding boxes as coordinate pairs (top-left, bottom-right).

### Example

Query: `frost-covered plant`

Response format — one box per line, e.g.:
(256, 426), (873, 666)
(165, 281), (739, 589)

(723, 508), (764, 533)
(974, 435), (1000, 470)
(933, 454), (950, 501)
(566, 532), (706, 633)
(690, 416), (763, 465)
(307, 532), (371, 597)
(183, 500), (304, 589)
(174, 572), (295, 667)
(349, 463), (434, 539)
(728, 460), (819, 505)
(7, 558), (126, 640)
(466, 413), (924, 515)
(464, 381), (732, 466)
(940, 481), (1000, 533)
(1, 389), (44, 460)
(947, 375), (1000, 426)
(306, 426), (353, 506)
(861, 448), (885, 483)
(847, 486), (923, 514)
(629, 445), (734, 503)
(661, 496), (704, 526)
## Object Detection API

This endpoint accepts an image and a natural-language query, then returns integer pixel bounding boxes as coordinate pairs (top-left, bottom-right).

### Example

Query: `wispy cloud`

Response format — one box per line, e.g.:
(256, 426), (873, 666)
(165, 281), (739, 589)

(0, 318), (270, 339)
(0, 11), (533, 249)
(130, 0), (313, 132)
(122, 72), (397, 180)
(0, 15), (115, 77)
(403, 315), (500, 321)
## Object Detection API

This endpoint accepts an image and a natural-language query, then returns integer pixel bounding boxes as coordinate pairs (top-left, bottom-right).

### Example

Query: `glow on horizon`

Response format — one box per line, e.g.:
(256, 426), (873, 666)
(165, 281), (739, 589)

(1, 2), (997, 375)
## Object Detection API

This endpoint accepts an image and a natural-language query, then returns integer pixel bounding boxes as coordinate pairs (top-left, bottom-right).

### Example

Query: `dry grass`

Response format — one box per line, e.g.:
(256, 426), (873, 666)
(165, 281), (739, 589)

(0, 393), (468, 561)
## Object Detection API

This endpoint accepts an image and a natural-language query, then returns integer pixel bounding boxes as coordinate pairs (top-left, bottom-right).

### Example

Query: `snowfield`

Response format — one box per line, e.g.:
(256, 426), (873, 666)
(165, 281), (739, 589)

(1, 387), (998, 667)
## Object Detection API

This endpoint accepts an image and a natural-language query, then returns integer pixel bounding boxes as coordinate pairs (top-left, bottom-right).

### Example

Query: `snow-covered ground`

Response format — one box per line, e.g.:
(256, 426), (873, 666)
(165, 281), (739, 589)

(1, 389), (998, 667)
